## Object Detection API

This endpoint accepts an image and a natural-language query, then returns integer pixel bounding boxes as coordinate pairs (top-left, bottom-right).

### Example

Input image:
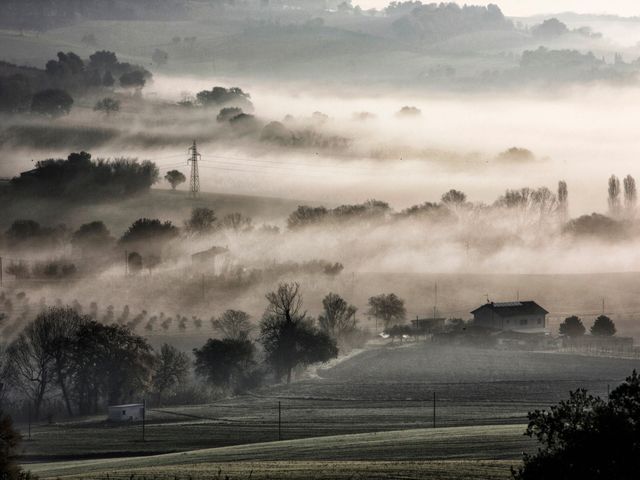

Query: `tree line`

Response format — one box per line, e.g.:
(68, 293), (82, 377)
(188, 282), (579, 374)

(0, 50), (150, 115)
(0, 283), (382, 421)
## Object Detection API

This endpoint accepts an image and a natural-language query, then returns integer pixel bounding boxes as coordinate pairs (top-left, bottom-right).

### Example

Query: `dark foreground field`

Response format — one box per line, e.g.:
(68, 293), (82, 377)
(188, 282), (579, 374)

(20, 344), (640, 478)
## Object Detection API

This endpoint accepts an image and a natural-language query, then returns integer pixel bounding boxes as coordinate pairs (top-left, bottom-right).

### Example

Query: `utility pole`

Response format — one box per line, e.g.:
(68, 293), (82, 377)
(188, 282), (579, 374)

(278, 401), (282, 441)
(142, 399), (146, 442)
(432, 392), (436, 429)
(188, 140), (201, 198)
(602, 298), (605, 315)
(433, 282), (437, 321)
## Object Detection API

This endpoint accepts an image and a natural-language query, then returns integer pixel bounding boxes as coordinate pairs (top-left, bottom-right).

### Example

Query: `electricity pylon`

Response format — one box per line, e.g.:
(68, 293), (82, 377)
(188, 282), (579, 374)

(188, 140), (200, 198)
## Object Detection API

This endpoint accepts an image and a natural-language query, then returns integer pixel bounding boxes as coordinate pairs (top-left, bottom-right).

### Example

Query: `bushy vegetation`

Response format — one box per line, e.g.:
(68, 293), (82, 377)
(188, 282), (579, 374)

(0, 51), (150, 114)
(9, 151), (159, 199)
(513, 371), (640, 480)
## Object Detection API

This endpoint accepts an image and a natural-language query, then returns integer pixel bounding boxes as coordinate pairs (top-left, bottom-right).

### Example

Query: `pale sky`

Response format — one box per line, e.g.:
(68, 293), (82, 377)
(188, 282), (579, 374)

(355, 0), (640, 17)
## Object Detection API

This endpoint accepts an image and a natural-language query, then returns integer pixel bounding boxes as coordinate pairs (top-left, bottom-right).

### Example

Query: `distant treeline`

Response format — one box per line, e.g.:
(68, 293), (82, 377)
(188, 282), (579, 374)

(7, 151), (159, 199)
(0, 50), (151, 114)
(0, 0), (189, 29)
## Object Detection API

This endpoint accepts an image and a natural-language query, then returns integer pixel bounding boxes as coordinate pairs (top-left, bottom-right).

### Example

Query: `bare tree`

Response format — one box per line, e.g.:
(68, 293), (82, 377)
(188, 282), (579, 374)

(265, 282), (305, 323)
(495, 187), (557, 228)
(39, 307), (87, 416)
(259, 283), (336, 383)
(624, 174), (637, 218)
(6, 322), (54, 419)
(608, 175), (621, 218)
(220, 212), (253, 232)
(211, 310), (253, 340)
(558, 180), (568, 223)
(318, 293), (357, 341)
(5, 307), (86, 417)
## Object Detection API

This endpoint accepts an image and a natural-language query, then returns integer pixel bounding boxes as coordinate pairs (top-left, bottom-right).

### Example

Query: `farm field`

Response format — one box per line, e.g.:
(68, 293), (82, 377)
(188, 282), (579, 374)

(28, 425), (528, 479)
(17, 345), (639, 465)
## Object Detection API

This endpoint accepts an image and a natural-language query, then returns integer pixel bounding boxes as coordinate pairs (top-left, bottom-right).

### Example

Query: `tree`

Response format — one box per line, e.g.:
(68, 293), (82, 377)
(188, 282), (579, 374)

(71, 221), (113, 252)
(119, 218), (179, 248)
(89, 50), (118, 71)
(608, 175), (621, 218)
(624, 174), (637, 217)
(512, 371), (640, 480)
(220, 212), (252, 232)
(120, 70), (146, 89)
(558, 180), (568, 223)
(217, 107), (243, 122)
(531, 18), (569, 38)
(164, 170), (186, 190)
(259, 283), (337, 383)
(559, 315), (585, 337)
(5, 308), (88, 418)
(591, 315), (616, 336)
(127, 252), (143, 274)
(185, 207), (216, 234)
(5, 320), (55, 419)
(195, 86), (253, 111)
(102, 71), (115, 87)
(93, 97), (120, 116)
(287, 206), (329, 229)
(151, 344), (190, 405)
(318, 293), (357, 341)
(396, 106), (421, 116)
(367, 293), (406, 329)
(39, 307), (87, 416)
(495, 187), (558, 228)
(211, 310), (253, 340)
(193, 338), (255, 390)
(69, 322), (154, 414)
(31, 89), (73, 116)
(0, 412), (23, 480)
(441, 189), (467, 206)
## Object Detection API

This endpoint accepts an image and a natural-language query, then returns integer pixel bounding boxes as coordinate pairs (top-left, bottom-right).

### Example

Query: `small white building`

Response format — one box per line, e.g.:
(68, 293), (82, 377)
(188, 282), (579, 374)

(108, 403), (144, 422)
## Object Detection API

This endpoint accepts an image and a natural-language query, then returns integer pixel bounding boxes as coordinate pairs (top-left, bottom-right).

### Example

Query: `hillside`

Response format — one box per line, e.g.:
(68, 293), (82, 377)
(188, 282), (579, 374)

(0, 188), (312, 233)
(28, 425), (528, 479)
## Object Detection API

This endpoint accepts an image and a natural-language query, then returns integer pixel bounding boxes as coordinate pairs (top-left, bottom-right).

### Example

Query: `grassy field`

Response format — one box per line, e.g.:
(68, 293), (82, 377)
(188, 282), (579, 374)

(16, 345), (639, 463)
(27, 425), (528, 479)
(34, 460), (516, 480)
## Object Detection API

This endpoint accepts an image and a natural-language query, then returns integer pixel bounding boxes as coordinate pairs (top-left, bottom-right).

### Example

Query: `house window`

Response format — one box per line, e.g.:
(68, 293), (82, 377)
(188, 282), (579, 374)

(520, 319), (528, 325)
(537, 318), (542, 325)
(122, 410), (126, 415)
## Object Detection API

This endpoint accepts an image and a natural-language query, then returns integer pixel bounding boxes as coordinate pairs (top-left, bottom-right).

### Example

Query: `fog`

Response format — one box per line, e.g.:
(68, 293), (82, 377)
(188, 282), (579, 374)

(40, 75), (636, 217)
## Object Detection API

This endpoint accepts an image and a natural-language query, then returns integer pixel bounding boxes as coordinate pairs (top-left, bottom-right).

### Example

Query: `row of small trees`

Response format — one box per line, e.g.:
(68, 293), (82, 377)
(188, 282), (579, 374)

(0, 283), (376, 420)
(559, 315), (616, 337)
(608, 174), (637, 219)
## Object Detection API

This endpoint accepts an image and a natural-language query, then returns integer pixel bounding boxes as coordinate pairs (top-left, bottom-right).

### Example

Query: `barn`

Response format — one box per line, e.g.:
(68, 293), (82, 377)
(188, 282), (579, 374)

(471, 301), (548, 332)
(107, 403), (145, 422)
